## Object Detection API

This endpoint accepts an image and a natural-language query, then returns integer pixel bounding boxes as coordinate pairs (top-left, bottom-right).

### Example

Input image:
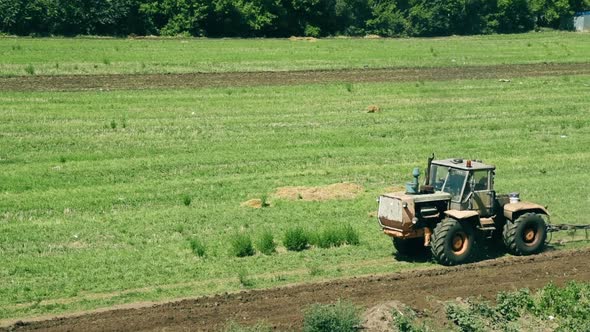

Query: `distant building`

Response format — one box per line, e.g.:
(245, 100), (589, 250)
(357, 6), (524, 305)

(574, 11), (590, 32)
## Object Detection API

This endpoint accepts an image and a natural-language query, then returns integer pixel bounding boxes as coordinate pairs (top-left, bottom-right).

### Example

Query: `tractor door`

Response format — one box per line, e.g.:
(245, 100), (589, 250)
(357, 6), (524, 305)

(469, 170), (494, 217)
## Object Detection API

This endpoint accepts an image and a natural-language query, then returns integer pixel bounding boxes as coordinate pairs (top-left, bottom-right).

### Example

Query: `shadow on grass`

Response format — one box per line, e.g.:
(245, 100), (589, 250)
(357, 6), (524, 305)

(392, 237), (510, 265)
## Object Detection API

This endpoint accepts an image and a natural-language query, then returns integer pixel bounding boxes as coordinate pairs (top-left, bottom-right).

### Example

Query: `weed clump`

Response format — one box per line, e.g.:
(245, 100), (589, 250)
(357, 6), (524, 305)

(188, 237), (206, 257)
(441, 282), (590, 331)
(230, 233), (255, 257)
(303, 300), (362, 332)
(256, 231), (276, 255)
(391, 308), (426, 332)
(182, 194), (192, 206)
(283, 227), (309, 251)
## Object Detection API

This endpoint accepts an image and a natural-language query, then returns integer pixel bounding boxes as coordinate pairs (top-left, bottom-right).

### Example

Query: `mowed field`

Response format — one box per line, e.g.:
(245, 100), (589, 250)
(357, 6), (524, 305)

(1, 32), (590, 324)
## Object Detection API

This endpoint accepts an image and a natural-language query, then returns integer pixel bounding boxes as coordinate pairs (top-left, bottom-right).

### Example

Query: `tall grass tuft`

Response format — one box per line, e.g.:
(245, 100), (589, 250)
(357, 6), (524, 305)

(230, 233), (255, 257)
(24, 64), (35, 75)
(237, 268), (254, 287)
(314, 227), (345, 248)
(312, 225), (360, 248)
(344, 82), (353, 93)
(256, 231), (276, 255)
(283, 227), (309, 251)
(188, 237), (206, 257)
(182, 195), (192, 206)
(303, 300), (362, 332)
(342, 224), (360, 246)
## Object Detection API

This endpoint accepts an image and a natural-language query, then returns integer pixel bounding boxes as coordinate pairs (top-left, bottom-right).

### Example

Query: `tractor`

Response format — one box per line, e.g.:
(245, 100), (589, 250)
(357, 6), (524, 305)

(377, 155), (550, 265)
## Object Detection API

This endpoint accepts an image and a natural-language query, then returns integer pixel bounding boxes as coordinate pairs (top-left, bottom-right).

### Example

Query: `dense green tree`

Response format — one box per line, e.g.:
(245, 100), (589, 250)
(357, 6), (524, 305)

(1, 0), (588, 37)
(406, 0), (464, 36)
(461, 0), (499, 34)
(334, 0), (371, 35)
(496, 0), (535, 33)
(140, 0), (209, 36)
(366, 0), (406, 36)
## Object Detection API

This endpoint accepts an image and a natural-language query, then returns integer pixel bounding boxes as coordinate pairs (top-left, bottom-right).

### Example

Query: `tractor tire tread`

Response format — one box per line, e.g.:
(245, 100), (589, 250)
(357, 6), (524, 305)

(503, 212), (546, 256)
(431, 218), (473, 266)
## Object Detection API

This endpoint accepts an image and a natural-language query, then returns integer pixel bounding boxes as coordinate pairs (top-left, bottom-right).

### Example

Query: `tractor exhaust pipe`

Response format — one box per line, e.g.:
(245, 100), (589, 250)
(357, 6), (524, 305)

(425, 153), (434, 186)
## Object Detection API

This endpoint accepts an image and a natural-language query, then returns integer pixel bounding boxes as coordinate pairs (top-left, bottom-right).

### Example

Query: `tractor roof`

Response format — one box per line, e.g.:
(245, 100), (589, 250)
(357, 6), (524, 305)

(432, 158), (495, 171)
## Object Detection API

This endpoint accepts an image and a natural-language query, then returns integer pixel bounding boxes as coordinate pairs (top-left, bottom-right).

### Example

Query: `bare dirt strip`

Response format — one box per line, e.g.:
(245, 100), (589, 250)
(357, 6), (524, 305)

(1, 62), (589, 92)
(3, 247), (590, 331)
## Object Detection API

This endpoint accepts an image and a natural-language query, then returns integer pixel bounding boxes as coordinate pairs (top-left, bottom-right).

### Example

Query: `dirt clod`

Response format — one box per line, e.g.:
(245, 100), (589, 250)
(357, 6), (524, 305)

(273, 183), (363, 201)
(362, 301), (405, 332)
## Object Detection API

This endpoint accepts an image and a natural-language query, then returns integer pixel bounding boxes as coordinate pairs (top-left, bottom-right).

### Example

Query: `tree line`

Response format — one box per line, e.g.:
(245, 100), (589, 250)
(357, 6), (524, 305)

(0, 0), (588, 38)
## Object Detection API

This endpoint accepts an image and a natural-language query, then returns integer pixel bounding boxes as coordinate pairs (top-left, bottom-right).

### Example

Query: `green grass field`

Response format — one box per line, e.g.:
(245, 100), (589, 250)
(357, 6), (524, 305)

(0, 31), (589, 76)
(1, 32), (590, 321)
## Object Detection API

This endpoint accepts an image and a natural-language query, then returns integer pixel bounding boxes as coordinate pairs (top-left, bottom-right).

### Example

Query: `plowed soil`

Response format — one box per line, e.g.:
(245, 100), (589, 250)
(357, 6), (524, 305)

(4, 247), (590, 331)
(1, 62), (589, 92)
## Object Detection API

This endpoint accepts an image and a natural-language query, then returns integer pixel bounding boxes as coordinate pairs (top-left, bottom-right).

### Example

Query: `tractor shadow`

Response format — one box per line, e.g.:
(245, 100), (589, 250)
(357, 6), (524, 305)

(393, 238), (512, 264)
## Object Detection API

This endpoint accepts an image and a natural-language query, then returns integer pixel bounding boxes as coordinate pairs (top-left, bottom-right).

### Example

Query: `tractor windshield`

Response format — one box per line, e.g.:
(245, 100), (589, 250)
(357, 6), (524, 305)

(441, 168), (468, 202)
(430, 165), (449, 191)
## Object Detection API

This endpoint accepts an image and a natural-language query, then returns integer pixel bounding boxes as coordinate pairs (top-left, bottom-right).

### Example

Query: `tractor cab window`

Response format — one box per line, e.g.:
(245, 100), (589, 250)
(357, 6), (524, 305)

(441, 168), (468, 202)
(430, 165), (449, 191)
(472, 170), (490, 191)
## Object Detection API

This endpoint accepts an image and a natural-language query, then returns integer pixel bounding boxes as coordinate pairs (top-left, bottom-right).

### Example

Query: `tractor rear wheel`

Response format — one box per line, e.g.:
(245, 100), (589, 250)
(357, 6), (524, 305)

(503, 212), (547, 255)
(393, 237), (425, 257)
(431, 218), (475, 266)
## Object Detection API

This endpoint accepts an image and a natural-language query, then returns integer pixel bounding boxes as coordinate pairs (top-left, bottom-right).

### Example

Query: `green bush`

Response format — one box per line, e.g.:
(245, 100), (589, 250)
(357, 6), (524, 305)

(302, 300), (362, 332)
(188, 237), (206, 257)
(283, 227), (309, 251)
(230, 233), (255, 257)
(256, 231), (276, 255)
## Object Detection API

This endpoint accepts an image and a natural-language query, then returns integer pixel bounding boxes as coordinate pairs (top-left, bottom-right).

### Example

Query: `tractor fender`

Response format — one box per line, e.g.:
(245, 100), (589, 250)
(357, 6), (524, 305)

(444, 210), (479, 221)
(503, 202), (549, 220)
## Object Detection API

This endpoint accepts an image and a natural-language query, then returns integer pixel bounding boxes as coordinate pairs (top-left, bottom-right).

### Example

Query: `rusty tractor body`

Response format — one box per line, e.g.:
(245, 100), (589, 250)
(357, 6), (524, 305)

(378, 156), (549, 265)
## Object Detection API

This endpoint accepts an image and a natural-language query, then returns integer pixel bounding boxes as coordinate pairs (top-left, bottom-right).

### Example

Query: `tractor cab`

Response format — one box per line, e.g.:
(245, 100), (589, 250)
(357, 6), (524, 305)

(429, 159), (496, 217)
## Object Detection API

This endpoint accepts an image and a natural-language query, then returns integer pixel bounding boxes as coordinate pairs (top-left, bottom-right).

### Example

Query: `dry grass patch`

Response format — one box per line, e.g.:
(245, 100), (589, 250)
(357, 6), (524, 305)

(240, 199), (263, 209)
(366, 104), (380, 113)
(273, 183), (363, 201)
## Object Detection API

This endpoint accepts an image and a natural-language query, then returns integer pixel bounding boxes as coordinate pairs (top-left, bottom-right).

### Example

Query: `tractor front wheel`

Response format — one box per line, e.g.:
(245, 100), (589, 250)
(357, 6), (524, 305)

(393, 237), (425, 257)
(431, 218), (475, 266)
(503, 213), (547, 255)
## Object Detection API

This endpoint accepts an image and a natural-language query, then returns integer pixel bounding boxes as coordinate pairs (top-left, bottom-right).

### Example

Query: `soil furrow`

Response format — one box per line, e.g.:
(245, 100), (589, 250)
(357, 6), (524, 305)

(1, 62), (589, 92)
(3, 247), (590, 331)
